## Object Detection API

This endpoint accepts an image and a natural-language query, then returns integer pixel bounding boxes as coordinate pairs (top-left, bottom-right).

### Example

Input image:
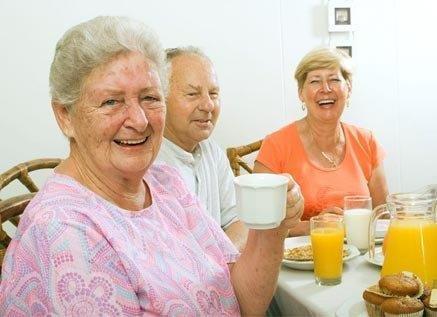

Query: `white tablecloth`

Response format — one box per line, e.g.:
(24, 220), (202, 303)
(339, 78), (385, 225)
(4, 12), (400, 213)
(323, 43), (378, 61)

(275, 254), (380, 316)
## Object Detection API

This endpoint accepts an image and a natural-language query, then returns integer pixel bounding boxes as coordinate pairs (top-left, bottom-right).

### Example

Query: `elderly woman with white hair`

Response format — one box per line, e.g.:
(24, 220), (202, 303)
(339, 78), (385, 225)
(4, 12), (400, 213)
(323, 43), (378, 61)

(0, 16), (303, 316)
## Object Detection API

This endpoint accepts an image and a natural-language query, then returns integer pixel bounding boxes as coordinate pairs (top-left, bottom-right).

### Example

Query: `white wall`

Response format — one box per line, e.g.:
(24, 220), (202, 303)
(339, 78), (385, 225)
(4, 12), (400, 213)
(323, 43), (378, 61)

(1, 0), (436, 197)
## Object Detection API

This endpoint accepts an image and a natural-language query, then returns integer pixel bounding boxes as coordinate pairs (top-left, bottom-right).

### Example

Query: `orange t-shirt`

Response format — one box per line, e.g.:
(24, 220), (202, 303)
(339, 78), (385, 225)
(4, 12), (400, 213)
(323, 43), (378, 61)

(256, 122), (385, 220)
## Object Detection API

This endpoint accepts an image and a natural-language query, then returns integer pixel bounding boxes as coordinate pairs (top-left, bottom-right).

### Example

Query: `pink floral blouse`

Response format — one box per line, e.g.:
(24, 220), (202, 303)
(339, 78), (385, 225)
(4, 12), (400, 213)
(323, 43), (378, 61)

(0, 164), (240, 316)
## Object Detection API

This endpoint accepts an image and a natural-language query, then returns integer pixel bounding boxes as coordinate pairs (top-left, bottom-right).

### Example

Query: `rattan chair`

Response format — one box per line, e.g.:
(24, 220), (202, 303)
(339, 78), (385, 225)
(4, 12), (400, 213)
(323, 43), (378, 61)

(226, 140), (262, 176)
(0, 158), (61, 267)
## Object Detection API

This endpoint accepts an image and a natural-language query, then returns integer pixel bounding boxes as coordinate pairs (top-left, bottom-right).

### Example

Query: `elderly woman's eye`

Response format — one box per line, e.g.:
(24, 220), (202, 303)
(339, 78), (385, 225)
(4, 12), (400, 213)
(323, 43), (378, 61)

(102, 99), (117, 106)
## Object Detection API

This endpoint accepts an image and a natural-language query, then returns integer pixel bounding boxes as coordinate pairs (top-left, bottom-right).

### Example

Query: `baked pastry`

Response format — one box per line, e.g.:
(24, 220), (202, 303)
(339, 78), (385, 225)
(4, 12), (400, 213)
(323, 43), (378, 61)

(379, 272), (422, 297)
(381, 297), (424, 316)
(362, 272), (425, 317)
(283, 244), (350, 261)
(420, 286), (431, 301)
(362, 289), (386, 317)
(284, 245), (312, 261)
(422, 288), (437, 317)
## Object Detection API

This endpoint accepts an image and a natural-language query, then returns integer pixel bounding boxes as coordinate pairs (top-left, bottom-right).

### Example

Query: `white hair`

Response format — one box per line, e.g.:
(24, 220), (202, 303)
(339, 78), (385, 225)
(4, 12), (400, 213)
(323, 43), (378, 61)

(49, 16), (167, 108)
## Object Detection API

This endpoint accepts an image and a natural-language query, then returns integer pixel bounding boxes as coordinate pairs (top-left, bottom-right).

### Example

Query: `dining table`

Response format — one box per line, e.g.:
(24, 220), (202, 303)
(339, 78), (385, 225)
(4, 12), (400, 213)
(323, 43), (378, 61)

(274, 241), (382, 317)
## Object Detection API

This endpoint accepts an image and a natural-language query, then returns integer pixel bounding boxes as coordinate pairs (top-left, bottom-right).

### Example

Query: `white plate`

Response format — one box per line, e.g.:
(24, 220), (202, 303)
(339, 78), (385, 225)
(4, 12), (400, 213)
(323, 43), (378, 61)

(344, 237), (383, 245)
(335, 296), (367, 317)
(282, 236), (360, 271)
(364, 247), (384, 267)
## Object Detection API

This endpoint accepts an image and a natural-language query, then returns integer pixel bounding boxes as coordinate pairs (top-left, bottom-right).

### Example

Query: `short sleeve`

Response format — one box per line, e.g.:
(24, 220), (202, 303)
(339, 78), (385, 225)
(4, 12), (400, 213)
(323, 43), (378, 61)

(256, 133), (283, 173)
(0, 210), (140, 315)
(203, 208), (240, 264)
(183, 198), (240, 264)
(216, 147), (239, 229)
(152, 163), (240, 264)
(369, 132), (386, 168)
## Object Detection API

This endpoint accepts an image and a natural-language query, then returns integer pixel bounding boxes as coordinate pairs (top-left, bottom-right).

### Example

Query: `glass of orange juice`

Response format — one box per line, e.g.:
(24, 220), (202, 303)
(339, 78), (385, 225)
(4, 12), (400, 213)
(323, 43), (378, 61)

(310, 214), (345, 286)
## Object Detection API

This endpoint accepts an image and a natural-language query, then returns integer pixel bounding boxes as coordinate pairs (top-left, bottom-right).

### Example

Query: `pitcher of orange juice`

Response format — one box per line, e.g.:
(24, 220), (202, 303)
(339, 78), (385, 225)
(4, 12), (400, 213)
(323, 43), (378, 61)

(369, 191), (437, 287)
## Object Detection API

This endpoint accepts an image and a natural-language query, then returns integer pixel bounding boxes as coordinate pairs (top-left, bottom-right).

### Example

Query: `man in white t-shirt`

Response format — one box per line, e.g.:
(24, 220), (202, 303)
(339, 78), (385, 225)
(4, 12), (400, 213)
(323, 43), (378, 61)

(156, 46), (248, 251)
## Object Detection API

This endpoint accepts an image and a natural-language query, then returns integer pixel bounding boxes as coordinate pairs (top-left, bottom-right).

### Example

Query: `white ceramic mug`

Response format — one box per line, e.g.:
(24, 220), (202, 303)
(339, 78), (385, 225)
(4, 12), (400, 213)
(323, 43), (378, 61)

(234, 173), (288, 229)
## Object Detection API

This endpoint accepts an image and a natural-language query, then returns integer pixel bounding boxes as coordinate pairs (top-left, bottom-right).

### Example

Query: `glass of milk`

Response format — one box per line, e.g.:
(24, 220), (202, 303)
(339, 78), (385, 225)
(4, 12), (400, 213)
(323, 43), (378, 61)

(343, 196), (372, 254)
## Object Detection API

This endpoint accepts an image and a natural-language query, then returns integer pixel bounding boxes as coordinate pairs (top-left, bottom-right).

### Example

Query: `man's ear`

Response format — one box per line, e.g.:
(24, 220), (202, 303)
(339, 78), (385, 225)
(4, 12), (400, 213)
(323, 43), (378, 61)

(52, 101), (74, 138)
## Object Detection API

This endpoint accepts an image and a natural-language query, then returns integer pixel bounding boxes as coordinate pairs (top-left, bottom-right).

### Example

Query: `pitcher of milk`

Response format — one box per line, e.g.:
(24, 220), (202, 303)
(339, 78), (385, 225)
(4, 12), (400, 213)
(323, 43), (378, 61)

(368, 190), (437, 287)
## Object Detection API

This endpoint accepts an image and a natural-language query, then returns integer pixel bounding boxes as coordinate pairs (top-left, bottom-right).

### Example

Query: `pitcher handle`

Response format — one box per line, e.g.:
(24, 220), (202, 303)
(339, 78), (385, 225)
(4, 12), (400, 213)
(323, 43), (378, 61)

(369, 204), (390, 260)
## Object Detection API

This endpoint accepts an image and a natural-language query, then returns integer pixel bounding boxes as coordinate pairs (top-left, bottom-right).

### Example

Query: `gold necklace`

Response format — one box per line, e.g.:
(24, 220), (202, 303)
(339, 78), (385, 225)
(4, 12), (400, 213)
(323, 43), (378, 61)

(320, 151), (338, 168)
(306, 120), (341, 168)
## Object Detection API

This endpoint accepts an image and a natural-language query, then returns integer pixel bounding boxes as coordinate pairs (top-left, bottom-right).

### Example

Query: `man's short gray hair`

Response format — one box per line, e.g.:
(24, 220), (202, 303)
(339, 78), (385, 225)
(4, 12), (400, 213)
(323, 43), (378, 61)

(164, 46), (214, 95)
(165, 46), (210, 62)
(49, 16), (167, 108)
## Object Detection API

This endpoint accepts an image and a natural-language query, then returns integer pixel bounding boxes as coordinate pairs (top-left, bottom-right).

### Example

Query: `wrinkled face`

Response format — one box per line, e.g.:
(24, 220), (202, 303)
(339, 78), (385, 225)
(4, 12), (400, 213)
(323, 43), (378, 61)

(59, 51), (165, 179)
(299, 67), (351, 122)
(165, 54), (220, 152)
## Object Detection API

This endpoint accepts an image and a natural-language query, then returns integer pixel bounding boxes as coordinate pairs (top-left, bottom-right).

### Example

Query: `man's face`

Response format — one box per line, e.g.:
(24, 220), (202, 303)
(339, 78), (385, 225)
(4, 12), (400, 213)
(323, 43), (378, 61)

(165, 54), (220, 152)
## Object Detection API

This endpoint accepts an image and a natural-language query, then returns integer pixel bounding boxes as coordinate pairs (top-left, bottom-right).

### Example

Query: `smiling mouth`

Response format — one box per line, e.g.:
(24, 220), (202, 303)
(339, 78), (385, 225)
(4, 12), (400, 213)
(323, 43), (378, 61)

(114, 137), (148, 146)
(317, 99), (335, 107)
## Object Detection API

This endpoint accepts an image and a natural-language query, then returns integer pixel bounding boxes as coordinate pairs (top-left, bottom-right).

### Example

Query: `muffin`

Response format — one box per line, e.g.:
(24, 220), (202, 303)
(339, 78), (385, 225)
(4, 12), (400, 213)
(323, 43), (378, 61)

(420, 286), (431, 301)
(363, 272), (425, 317)
(379, 272), (423, 297)
(363, 289), (386, 317)
(422, 289), (437, 317)
(381, 297), (424, 317)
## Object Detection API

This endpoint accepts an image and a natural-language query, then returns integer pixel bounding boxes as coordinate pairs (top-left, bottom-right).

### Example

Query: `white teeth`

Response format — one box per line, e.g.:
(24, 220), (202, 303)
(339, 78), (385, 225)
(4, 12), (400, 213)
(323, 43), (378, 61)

(318, 99), (335, 105)
(117, 138), (147, 145)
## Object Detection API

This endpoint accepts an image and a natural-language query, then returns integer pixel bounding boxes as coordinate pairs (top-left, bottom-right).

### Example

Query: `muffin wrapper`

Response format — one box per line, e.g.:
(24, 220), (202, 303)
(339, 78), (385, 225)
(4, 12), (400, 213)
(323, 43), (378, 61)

(425, 307), (437, 317)
(384, 310), (424, 317)
(364, 301), (384, 317)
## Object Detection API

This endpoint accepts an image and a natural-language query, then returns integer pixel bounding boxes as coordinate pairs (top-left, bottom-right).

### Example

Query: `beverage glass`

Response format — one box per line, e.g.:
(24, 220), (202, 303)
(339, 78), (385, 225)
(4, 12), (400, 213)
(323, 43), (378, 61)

(343, 195), (372, 254)
(234, 173), (288, 229)
(310, 214), (345, 286)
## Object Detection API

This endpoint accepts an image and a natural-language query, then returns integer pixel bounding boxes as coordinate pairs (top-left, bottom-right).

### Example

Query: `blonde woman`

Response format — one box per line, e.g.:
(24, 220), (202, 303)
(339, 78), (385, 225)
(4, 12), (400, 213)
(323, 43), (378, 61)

(255, 47), (388, 236)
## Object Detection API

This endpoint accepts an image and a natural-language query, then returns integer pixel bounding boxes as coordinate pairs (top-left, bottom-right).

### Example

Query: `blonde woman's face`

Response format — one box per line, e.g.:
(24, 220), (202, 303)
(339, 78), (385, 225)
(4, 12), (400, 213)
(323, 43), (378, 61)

(65, 51), (166, 179)
(299, 67), (351, 123)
